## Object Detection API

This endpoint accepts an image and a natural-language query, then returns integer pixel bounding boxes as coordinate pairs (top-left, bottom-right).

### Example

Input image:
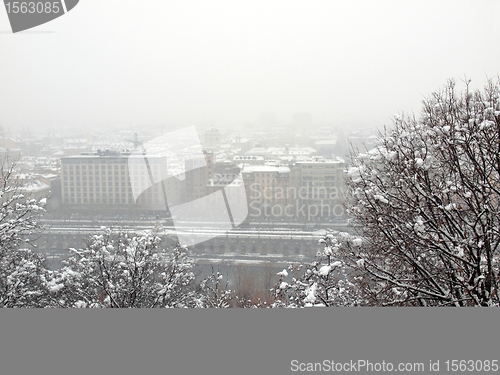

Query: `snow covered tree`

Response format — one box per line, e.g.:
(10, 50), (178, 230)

(0, 154), (49, 307)
(272, 232), (364, 307)
(197, 269), (235, 308)
(342, 79), (500, 306)
(0, 154), (44, 251)
(53, 228), (200, 308)
(0, 248), (55, 307)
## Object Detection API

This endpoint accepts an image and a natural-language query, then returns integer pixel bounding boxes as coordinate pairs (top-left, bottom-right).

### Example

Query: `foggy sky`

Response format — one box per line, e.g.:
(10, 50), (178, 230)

(1, 0), (499, 133)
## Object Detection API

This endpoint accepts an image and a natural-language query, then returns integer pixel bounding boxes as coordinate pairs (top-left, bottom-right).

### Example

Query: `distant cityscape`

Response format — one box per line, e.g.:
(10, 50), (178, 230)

(1, 115), (378, 224)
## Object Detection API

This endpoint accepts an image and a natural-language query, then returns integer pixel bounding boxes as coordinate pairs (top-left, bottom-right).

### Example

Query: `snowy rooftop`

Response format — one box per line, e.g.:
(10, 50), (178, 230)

(241, 165), (290, 173)
(20, 181), (50, 192)
(245, 147), (316, 156)
(233, 155), (264, 160)
(295, 157), (345, 164)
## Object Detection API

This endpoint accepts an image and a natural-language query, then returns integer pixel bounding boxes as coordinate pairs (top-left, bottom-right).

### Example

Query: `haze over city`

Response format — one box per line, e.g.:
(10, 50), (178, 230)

(1, 0), (499, 133)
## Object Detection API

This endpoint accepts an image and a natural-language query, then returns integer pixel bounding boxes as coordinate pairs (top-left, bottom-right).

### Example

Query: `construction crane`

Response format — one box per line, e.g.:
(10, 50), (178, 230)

(125, 133), (145, 153)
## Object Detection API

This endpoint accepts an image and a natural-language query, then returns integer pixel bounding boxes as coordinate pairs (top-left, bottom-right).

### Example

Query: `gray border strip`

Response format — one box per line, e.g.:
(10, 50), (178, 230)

(1, 308), (498, 375)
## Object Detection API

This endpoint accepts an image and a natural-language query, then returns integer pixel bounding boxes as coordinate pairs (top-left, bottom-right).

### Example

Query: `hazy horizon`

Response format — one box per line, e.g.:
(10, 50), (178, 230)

(1, 0), (499, 134)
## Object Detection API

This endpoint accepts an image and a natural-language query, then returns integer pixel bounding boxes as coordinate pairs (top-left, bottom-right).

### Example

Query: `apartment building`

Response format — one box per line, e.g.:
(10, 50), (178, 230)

(61, 150), (168, 211)
(241, 165), (291, 220)
(292, 158), (347, 218)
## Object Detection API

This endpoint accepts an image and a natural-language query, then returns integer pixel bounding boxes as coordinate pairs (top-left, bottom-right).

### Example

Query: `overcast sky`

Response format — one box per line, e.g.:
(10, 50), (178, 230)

(1, 0), (499, 133)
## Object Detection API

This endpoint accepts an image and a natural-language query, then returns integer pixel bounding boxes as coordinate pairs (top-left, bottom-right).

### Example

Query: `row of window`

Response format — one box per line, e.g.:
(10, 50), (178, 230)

(300, 164), (343, 168)
(64, 186), (161, 194)
(63, 164), (126, 170)
(65, 177), (128, 183)
(63, 165), (161, 172)
(64, 195), (159, 203)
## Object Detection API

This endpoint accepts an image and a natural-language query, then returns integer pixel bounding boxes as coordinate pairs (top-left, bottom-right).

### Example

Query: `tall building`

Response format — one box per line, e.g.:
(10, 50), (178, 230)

(61, 150), (168, 211)
(203, 128), (221, 150)
(242, 165), (291, 219)
(239, 159), (347, 220)
(291, 158), (347, 219)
